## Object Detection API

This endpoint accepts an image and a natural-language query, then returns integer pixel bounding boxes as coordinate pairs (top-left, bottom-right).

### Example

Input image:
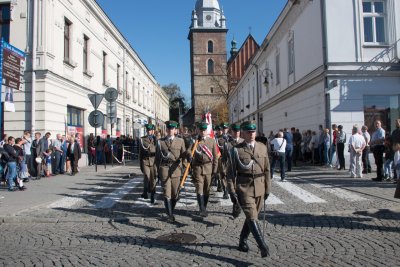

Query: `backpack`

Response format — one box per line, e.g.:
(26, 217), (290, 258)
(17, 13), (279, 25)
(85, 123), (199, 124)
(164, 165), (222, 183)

(0, 148), (10, 163)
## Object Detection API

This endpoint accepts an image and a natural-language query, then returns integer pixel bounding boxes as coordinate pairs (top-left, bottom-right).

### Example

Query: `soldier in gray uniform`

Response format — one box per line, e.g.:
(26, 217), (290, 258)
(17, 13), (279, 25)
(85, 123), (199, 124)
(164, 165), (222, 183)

(187, 121), (218, 217)
(227, 121), (271, 258)
(226, 123), (244, 218)
(139, 123), (157, 204)
(155, 121), (186, 222)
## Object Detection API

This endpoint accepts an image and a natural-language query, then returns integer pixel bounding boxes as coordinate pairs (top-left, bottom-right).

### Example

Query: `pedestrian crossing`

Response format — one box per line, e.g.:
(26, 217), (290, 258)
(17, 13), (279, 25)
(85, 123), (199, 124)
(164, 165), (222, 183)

(46, 175), (370, 210)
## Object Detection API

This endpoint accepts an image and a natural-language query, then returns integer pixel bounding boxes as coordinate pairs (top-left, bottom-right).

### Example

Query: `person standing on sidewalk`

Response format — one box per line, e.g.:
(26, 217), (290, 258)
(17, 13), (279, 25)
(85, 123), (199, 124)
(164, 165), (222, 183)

(52, 134), (63, 175)
(4, 137), (21, 191)
(284, 128), (293, 172)
(155, 121), (186, 222)
(361, 126), (372, 174)
(226, 121), (271, 258)
(87, 133), (95, 166)
(329, 124), (338, 168)
(391, 119), (400, 180)
(348, 125), (366, 178)
(336, 125), (347, 170)
(187, 120), (218, 218)
(370, 120), (386, 182)
(67, 136), (81, 176)
(22, 131), (32, 178)
(36, 132), (51, 179)
(292, 128), (302, 166)
(139, 123), (157, 204)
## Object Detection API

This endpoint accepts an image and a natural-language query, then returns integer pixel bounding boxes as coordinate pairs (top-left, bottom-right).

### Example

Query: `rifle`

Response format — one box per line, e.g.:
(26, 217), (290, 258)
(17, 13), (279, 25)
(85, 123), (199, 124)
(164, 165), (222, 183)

(176, 139), (199, 200)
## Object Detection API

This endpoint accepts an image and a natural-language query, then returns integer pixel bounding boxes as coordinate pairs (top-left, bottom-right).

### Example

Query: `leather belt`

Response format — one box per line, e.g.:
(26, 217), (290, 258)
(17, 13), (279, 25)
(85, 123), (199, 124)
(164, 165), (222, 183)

(237, 173), (264, 178)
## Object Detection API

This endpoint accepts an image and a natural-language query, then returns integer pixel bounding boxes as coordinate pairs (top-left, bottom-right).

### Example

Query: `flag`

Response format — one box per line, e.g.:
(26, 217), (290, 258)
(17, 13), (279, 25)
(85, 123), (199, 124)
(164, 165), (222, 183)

(202, 112), (221, 157)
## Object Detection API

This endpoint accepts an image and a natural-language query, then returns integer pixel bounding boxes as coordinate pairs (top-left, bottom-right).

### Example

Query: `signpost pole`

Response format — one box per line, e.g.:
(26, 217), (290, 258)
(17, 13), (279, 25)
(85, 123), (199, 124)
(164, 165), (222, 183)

(94, 93), (97, 172)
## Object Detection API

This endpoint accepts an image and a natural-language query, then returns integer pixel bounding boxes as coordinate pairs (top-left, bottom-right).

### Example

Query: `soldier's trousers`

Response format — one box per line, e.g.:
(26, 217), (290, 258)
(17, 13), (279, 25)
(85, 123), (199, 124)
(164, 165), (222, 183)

(193, 173), (212, 195)
(238, 195), (265, 220)
(143, 165), (156, 192)
(161, 176), (180, 199)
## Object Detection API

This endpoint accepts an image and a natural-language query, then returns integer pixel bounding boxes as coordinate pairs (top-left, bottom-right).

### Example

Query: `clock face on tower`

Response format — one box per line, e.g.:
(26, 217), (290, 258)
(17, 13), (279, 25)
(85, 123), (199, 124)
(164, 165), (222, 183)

(206, 15), (212, 21)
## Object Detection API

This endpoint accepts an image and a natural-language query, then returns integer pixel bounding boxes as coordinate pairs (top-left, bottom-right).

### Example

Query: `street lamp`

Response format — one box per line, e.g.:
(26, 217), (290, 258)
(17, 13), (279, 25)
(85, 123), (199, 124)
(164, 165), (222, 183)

(262, 69), (273, 89)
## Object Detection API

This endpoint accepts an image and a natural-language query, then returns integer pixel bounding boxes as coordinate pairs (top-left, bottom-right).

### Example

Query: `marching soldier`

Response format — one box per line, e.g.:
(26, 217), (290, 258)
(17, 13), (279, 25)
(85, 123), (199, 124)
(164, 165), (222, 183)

(139, 123), (157, 204)
(155, 121), (186, 222)
(227, 121), (271, 258)
(216, 123), (230, 199)
(226, 123), (244, 218)
(187, 120), (218, 217)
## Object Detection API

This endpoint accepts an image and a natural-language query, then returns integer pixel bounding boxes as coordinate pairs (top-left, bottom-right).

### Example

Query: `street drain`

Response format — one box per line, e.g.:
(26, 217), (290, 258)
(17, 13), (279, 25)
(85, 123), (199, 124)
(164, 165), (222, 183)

(156, 233), (197, 244)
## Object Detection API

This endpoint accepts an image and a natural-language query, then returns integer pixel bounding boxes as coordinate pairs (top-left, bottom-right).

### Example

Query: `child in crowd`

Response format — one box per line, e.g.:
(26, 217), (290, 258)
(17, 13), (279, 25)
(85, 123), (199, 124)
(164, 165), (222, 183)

(383, 135), (394, 180)
(44, 148), (52, 177)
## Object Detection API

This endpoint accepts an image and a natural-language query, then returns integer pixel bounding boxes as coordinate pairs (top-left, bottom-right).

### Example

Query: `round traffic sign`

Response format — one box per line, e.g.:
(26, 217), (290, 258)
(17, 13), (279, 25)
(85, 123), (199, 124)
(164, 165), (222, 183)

(88, 110), (105, 128)
(104, 87), (118, 102)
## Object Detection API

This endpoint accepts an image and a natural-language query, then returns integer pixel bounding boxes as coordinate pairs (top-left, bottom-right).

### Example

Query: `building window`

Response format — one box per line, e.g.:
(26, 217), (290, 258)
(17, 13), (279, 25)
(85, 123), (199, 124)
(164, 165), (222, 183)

(125, 72), (129, 99)
(132, 78), (137, 102)
(64, 18), (72, 62)
(364, 95), (399, 134)
(288, 38), (295, 74)
(67, 106), (84, 127)
(117, 64), (121, 92)
(83, 35), (89, 73)
(362, 0), (387, 44)
(208, 59), (214, 74)
(210, 87), (214, 93)
(102, 52), (107, 85)
(275, 53), (280, 85)
(208, 40), (214, 53)
(0, 4), (10, 42)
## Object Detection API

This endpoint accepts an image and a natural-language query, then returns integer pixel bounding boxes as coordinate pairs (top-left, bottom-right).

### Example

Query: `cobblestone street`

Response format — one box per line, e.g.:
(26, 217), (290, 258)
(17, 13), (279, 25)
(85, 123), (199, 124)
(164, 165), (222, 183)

(0, 163), (399, 266)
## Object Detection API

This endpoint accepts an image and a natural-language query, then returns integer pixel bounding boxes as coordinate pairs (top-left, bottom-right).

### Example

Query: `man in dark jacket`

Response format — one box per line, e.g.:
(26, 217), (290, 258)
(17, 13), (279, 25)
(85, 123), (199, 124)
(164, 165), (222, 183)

(4, 137), (19, 191)
(67, 137), (81, 176)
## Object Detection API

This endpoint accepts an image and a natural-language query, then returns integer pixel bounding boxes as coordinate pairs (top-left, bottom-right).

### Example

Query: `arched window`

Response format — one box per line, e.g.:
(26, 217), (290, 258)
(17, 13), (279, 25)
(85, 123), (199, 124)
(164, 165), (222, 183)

(208, 40), (214, 53)
(207, 59), (214, 74)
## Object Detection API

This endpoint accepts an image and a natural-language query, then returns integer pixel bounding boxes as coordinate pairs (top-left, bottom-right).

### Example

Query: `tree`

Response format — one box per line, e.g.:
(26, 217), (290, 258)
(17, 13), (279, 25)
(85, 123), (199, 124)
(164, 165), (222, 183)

(162, 83), (189, 122)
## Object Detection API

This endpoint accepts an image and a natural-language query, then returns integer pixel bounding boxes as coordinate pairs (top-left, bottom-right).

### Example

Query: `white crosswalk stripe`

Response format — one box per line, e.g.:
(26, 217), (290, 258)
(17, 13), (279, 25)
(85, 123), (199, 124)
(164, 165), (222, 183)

(46, 174), (369, 210)
(273, 177), (326, 203)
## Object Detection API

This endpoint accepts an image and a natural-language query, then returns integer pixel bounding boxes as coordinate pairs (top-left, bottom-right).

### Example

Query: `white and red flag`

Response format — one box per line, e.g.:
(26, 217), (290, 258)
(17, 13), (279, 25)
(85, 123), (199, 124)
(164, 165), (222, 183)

(202, 112), (221, 157)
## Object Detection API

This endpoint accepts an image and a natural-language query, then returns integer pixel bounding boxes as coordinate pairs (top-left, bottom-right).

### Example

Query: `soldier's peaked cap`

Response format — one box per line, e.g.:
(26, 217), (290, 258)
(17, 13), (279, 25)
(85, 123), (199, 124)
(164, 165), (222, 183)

(230, 123), (241, 131)
(241, 121), (257, 131)
(197, 120), (209, 130)
(166, 120), (178, 128)
(220, 122), (230, 129)
(145, 124), (155, 130)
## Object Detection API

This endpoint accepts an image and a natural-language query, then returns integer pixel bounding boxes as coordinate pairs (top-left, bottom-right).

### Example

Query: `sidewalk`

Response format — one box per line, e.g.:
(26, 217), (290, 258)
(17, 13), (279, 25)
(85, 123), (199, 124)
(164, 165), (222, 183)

(0, 161), (141, 218)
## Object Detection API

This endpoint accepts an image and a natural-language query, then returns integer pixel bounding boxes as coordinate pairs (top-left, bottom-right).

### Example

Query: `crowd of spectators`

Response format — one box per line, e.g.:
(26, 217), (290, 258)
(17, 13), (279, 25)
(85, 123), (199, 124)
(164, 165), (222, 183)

(0, 131), (140, 192)
(265, 118), (400, 183)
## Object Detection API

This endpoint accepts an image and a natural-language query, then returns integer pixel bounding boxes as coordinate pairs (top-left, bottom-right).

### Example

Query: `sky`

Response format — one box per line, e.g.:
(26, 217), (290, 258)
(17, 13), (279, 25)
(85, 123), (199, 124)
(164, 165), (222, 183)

(95, 0), (288, 103)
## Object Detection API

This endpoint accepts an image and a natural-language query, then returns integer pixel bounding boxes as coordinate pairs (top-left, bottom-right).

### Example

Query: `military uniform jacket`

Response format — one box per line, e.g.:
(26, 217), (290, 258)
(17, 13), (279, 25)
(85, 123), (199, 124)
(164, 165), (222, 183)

(139, 135), (157, 167)
(227, 141), (271, 198)
(188, 137), (218, 175)
(155, 136), (186, 178)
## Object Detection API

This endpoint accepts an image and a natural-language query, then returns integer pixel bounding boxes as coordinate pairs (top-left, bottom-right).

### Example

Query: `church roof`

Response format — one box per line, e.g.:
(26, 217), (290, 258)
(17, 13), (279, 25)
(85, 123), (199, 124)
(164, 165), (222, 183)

(195, 0), (220, 10)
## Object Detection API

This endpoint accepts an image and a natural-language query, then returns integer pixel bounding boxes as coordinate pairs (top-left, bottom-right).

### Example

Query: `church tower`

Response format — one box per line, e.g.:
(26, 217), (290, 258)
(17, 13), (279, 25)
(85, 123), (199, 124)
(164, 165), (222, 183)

(189, 0), (228, 123)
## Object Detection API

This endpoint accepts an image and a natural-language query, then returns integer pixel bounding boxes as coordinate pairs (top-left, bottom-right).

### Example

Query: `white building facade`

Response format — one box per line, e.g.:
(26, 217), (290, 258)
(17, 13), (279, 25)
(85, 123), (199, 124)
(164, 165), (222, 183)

(228, 0), (400, 135)
(1, 0), (169, 143)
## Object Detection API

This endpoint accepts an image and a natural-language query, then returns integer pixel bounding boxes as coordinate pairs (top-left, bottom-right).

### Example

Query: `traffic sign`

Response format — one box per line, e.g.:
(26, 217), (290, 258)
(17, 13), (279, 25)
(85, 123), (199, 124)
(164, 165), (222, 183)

(1, 40), (26, 90)
(88, 93), (104, 109)
(88, 110), (105, 128)
(104, 87), (118, 102)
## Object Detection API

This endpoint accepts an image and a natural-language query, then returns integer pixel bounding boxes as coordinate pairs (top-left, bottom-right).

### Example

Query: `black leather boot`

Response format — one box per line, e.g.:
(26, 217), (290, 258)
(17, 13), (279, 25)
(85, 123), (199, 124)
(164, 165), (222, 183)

(232, 203), (241, 218)
(238, 220), (250, 252)
(164, 198), (175, 222)
(222, 185), (229, 199)
(204, 194), (209, 209)
(196, 194), (208, 217)
(217, 178), (223, 192)
(171, 198), (177, 210)
(247, 219), (270, 258)
(141, 181), (148, 199)
(150, 189), (155, 204)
